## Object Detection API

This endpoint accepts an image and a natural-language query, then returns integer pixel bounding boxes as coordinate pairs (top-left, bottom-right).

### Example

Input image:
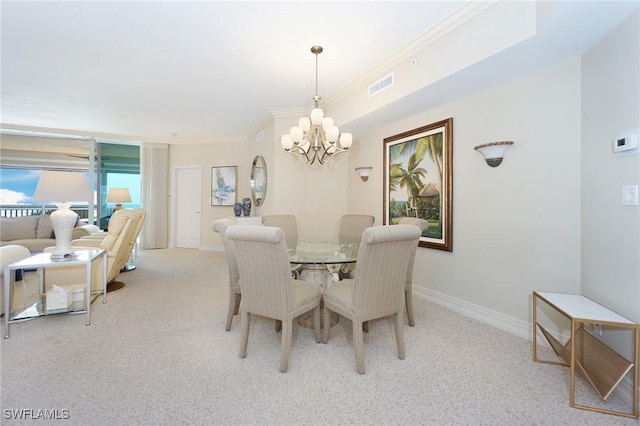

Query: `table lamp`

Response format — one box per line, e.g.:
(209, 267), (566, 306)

(33, 171), (91, 259)
(106, 188), (131, 211)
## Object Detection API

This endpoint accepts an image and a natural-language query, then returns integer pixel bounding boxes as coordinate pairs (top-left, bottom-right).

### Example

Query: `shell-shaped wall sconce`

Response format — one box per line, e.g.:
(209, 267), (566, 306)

(474, 141), (514, 167)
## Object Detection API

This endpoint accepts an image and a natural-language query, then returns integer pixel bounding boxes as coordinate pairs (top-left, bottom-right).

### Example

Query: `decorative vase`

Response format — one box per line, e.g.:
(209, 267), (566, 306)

(233, 202), (242, 217)
(242, 198), (251, 217)
(50, 202), (80, 258)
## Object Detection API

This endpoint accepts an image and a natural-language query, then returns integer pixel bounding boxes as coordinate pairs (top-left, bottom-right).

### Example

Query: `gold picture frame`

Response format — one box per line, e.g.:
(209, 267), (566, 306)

(383, 118), (453, 251)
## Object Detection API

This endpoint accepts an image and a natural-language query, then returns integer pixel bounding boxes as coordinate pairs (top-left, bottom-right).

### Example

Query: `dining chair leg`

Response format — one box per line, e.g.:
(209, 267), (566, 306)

(225, 293), (240, 331)
(322, 305), (331, 343)
(313, 306), (321, 343)
(233, 294), (241, 315)
(353, 320), (366, 374)
(239, 310), (250, 358)
(405, 289), (415, 326)
(394, 312), (406, 360)
(279, 320), (293, 373)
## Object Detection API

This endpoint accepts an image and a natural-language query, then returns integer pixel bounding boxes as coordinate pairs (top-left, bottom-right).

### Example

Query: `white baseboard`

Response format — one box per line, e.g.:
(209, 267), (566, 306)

(198, 244), (224, 252)
(414, 287), (531, 341)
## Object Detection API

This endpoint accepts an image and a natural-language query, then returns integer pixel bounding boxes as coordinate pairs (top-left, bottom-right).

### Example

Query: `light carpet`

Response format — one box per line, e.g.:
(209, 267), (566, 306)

(0, 248), (637, 425)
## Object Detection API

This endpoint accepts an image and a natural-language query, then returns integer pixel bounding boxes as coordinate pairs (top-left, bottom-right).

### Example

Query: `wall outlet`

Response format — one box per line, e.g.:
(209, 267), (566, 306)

(594, 324), (603, 336)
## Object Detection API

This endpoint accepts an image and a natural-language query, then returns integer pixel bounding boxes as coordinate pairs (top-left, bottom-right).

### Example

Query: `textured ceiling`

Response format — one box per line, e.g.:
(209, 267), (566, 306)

(1, 1), (638, 145)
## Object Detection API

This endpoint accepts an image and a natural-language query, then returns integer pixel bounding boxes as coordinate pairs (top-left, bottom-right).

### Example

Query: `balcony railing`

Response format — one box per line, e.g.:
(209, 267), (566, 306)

(0, 204), (92, 220)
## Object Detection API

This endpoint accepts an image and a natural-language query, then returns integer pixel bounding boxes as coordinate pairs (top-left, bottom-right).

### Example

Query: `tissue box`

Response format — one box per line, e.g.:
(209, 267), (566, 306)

(46, 285), (73, 312)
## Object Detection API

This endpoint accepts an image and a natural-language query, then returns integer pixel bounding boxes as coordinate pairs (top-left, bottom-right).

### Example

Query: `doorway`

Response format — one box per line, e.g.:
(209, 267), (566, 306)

(173, 166), (201, 248)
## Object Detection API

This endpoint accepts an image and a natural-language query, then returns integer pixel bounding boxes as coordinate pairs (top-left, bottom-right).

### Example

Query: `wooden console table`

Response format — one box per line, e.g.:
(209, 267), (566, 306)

(532, 291), (639, 418)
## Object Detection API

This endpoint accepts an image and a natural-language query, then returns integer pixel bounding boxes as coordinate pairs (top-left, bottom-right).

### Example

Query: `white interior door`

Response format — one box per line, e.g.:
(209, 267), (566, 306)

(173, 166), (201, 248)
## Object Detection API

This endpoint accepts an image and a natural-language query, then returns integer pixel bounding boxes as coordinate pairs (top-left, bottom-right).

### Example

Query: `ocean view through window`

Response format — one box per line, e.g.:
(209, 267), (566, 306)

(0, 168), (140, 218)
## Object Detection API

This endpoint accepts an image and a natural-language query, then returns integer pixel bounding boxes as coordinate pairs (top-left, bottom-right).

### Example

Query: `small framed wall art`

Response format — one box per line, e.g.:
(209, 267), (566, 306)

(211, 166), (237, 206)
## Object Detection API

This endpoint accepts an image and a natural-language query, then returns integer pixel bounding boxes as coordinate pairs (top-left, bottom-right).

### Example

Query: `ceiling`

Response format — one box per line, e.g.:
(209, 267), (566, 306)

(1, 1), (638, 146)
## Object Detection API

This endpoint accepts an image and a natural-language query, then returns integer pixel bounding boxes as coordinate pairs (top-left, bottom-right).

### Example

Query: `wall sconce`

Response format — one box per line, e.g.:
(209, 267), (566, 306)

(355, 167), (372, 182)
(474, 141), (514, 167)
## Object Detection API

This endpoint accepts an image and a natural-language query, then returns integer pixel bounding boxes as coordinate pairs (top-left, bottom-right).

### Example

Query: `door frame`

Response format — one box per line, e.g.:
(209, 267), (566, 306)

(171, 165), (202, 248)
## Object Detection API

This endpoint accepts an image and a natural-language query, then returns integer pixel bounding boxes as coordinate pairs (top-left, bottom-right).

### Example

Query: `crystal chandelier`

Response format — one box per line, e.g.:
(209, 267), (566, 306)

(281, 46), (353, 165)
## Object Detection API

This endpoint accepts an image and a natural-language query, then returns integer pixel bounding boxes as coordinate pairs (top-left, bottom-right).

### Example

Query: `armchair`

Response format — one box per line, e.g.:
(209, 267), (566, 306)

(43, 208), (146, 293)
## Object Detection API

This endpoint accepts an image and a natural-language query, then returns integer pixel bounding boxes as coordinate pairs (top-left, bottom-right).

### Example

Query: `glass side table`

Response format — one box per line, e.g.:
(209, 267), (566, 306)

(3, 249), (107, 339)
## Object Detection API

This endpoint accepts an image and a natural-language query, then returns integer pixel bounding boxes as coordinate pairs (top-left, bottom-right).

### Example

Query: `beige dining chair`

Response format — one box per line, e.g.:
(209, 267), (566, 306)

(323, 224), (421, 374)
(226, 225), (322, 373)
(212, 218), (240, 331)
(261, 215), (299, 253)
(338, 214), (374, 278)
(398, 217), (429, 326)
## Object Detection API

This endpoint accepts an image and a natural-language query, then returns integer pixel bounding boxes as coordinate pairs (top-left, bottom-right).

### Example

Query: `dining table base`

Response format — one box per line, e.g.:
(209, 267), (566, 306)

(298, 301), (339, 329)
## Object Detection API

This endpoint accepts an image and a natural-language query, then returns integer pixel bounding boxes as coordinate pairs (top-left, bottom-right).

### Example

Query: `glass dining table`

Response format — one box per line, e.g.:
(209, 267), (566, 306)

(289, 241), (358, 328)
(288, 241), (358, 293)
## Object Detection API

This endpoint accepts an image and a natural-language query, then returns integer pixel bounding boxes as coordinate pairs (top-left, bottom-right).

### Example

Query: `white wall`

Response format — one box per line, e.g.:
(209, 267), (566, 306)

(168, 141), (250, 250)
(168, 9), (639, 344)
(348, 58), (583, 329)
(581, 11), (640, 324)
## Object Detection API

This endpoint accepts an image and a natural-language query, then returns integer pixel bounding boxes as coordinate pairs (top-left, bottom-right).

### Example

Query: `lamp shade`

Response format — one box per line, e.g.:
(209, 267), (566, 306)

(106, 188), (132, 204)
(33, 171), (91, 203)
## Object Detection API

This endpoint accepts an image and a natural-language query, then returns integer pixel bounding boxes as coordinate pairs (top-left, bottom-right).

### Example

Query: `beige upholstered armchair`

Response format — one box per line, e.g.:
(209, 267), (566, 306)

(261, 215), (299, 253)
(323, 225), (421, 374)
(76, 208), (147, 272)
(226, 225), (322, 373)
(398, 217), (429, 326)
(43, 208), (146, 293)
(212, 218), (240, 331)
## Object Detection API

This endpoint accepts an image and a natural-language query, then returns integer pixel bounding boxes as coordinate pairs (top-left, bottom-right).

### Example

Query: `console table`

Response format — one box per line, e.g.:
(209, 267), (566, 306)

(532, 291), (639, 418)
(3, 250), (107, 339)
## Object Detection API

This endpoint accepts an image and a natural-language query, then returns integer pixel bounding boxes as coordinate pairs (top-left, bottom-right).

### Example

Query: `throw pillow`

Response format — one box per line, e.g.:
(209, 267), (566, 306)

(36, 214), (54, 239)
(0, 215), (39, 241)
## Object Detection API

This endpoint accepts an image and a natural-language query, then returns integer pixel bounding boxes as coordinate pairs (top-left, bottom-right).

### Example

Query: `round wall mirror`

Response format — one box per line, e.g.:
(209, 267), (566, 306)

(250, 155), (267, 206)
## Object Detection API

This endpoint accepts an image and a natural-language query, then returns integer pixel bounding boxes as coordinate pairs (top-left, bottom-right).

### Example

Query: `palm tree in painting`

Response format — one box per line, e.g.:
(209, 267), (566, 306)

(390, 152), (427, 217)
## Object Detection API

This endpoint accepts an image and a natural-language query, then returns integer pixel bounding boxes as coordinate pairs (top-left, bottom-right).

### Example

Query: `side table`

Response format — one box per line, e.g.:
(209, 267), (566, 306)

(3, 249), (107, 339)
(532, 291), (639, 418)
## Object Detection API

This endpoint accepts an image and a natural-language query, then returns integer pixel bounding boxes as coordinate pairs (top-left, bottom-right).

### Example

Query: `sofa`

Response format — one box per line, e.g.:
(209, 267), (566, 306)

(0, 214), (99, 254)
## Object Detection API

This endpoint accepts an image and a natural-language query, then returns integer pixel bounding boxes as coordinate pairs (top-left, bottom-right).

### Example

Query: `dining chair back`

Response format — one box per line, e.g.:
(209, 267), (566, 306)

(323, 224), (421, 374)
(226, 225), (322, 372)
(261, 215), (299, 252)
(337, 214), (374, 278)
(398, 217), (429, 326)
(212, 218), (240, 331)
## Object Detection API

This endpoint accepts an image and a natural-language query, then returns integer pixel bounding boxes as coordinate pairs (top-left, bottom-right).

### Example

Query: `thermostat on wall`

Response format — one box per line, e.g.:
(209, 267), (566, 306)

(612, 133), (638, 154)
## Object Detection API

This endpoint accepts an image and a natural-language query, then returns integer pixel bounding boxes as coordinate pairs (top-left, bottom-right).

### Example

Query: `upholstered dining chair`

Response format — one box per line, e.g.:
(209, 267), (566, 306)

(398, 217), (429, 326)
(212, 218), (240, 331)
(337, 214), (375, 278)
(261, 215), (299, 253)
(323, 224), (421, 374)
(226, 225), (322, 373)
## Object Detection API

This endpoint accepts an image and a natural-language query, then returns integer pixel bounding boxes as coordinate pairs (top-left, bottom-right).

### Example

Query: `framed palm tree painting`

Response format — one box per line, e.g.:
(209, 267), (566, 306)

(383, 118), (453, 251)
